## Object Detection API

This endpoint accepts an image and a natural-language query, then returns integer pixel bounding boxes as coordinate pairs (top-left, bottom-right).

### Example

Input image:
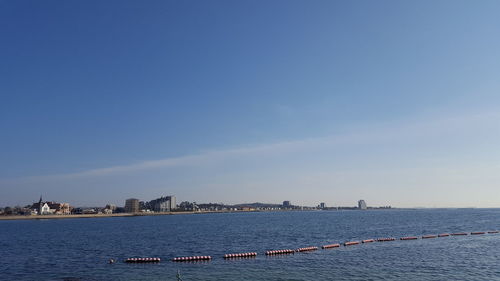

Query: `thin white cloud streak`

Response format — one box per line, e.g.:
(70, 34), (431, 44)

(2, 108), (500, 185)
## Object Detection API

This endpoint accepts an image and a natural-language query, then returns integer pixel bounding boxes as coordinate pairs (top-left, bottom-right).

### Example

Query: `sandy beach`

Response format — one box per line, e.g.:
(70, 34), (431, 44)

(0, 210), (257, 221)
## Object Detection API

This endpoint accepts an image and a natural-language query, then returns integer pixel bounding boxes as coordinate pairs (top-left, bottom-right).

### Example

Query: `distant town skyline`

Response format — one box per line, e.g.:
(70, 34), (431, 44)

(1, 1), (500, 208)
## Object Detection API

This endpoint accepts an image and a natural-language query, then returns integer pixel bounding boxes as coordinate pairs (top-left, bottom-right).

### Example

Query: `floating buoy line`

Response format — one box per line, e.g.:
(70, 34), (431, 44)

(265, 249), (294, 255)
(120, 230), (498, 264)
(125, 257), (161, 263)
(296, 246), (318, 252)
(223, 252), (257, 259)
(400, 236), (418, 240)
(344, 241), (360, 246)
(172, 256), (211, 262)
(321, 243), (340, 249)
(376, 237), (395, 242)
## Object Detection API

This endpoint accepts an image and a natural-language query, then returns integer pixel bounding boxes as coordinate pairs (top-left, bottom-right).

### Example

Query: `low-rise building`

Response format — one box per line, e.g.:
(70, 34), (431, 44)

(48, 203), (71, 215)
(30, 196), (71, 215)
(103, 204), (116, 214)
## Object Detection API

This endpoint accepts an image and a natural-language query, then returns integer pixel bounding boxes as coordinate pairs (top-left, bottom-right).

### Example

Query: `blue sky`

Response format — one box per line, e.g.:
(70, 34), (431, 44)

(1, 0), (500, 207)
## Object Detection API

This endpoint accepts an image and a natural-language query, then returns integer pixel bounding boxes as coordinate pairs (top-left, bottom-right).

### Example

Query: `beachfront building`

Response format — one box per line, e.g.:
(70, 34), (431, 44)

(283, 201), (291, 207)
(146, 196), (177, 212)
(39, 203), (51, 215)
(30, 196), (71, 215)
(105, 204), (117, 211)
(31, 196), (46, 215)
(125, 198), (140, 213)
(48, 203), (71, 215)
(358, 200), (367, 210)
(103, 204), (116, 214)
(178, 201), (198, 211)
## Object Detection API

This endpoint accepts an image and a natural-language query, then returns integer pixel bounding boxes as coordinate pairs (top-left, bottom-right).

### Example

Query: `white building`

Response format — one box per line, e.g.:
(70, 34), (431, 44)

(151, 196), (176, 212)
(40, 203), (51, 215)
(31, 196), (54, 215)
(358, 200), (367, 210)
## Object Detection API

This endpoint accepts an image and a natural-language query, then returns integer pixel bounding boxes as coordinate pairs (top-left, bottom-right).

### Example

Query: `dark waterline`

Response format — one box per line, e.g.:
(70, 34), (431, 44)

(1, 209), (500, 281)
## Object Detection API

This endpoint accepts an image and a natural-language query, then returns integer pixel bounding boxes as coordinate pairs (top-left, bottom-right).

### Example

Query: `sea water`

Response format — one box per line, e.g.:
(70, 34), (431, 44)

(1, 209), (500, 281)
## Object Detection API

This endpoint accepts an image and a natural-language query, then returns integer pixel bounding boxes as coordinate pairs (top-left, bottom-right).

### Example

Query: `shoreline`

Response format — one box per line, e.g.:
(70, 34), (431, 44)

(0, 210), (260, 221)
(3, 208), (490, 221)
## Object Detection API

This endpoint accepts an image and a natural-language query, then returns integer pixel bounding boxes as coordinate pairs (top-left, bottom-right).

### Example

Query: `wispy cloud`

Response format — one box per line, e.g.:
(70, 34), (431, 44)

(2, 108), (500, 185)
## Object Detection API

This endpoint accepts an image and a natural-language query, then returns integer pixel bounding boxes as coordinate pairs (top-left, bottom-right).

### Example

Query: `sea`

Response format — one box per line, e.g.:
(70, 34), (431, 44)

(1, 209), (500, 281)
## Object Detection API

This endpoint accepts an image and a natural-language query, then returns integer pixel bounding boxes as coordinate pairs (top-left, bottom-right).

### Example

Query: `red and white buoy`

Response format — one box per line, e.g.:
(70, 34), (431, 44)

(223, 252), (257, 259)
(400, 236), (418, 240)
(322, 243), (340, 249)
(296, 246), (318, 252)
(125, 257), (161, 263)
(172, 256), (211, 262)
(265, 249), (295, 255)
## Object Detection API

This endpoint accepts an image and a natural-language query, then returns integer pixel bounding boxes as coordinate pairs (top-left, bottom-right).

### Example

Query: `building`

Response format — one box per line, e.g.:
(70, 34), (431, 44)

(103, 204), (116, 214)
(139, 201), (146, 211)
(105, 204), (116, 211)
(124, 198), (140, 213)
(179, 201), (197, 211)
(40, 203), (50, 215)
(358, 200), (367, 210)
(146, 196), (177, 212)
(30, 196), (71, 215)
(30, 196), (46, 215)
(283, 201), (291, 207)
(319, 202), (326, 209)
(48, 202), (71, 215)
(169, 196), (176, 210)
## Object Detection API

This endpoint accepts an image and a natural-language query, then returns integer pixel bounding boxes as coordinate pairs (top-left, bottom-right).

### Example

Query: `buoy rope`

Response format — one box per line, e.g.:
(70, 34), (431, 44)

(120, 230), (498, 263)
